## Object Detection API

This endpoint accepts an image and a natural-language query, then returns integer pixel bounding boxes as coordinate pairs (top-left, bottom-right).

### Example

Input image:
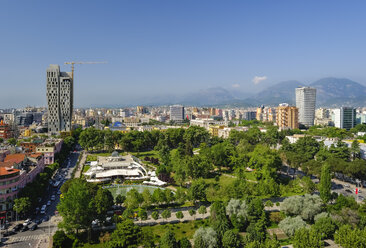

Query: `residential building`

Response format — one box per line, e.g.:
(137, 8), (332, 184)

(46, 64), (73, 134)
(276, 104), (299, 130)
(16, 112), (33, 126)
(333, 107), (357, 130)
(0, 120), (13, 139)
(243, 111), (256, 121)
(35, 139), (63, 165)
(256, 106), (276, 122)
(296, 87), (316, 127)
(170, 105), (184, 121)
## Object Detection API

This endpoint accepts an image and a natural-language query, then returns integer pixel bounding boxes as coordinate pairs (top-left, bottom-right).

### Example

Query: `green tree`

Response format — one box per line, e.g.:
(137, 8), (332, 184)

(94, 188), (114, 218)
(293, 228), (323, 248)
(189, 209), (196, 220)
(178, 237), (192, 248)
(193, 227), (218, 248)
(188, 179), (208, 203)
(152, 211), (159, 220)
(53, 230), (73, 248)
(115, 194), (126, 206)
(222, 230), (241, 248)
(107, 219), (141, 248)
(7, 137), (16, 146)
(13, 197), (31, 217)
(142, 188), (153, 207)
(279, 216), (307, 237)
(125, 188), (143, 209)
(248, 144), (282, 180)
(161, 209), (171, 221)
(138, 208), (148, 221)
(57, 180), (95, 233)
(319, 163), (332, 203)
(312, 217), (337, 240)
(198, 205), (207, 218)
(159, 230), (178, 248)
(351, 140), (361, 160)
(176, 211), (184, 220)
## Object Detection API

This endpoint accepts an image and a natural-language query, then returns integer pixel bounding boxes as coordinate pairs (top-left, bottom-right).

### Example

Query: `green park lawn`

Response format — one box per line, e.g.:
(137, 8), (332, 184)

(142, 219), (208, 242)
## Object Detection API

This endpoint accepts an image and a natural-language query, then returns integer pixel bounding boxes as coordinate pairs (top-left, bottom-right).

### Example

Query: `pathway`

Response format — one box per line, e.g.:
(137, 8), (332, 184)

(74, 151), (86, 178)
(134, 206), (211, 226)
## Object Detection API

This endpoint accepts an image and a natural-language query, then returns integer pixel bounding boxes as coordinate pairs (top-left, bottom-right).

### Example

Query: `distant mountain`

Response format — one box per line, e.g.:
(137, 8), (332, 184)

(176, 87), (236, 106)
(310, 77), (366, 106)
(245, 80), (302, 106)
(242, 77), (366, 107)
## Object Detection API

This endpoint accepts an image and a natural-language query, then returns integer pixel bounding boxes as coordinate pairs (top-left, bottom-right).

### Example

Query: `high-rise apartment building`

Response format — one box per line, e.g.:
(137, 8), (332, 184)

(276, 103), (299, 129)
(296, 87), (316, 127)
(333, 107), (356, 130)
(256, 106), (276, 122)
(170, 105), (185, 121)
(46, 64), (73, 134)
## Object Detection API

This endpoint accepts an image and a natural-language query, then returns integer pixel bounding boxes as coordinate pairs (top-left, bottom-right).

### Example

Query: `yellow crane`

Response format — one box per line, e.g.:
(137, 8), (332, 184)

(64, 61), (107, 80)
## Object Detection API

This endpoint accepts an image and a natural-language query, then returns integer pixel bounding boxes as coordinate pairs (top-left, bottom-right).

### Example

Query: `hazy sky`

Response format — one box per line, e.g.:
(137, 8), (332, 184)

(2, 0), (366, 108)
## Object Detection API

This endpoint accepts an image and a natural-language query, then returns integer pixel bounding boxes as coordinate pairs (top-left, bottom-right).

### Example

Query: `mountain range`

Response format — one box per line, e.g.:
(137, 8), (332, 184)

(169, 77), (366, 108)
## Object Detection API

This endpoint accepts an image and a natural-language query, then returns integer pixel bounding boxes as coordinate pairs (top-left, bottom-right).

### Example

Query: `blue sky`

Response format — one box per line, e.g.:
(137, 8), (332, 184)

(1, 0), (366, 107)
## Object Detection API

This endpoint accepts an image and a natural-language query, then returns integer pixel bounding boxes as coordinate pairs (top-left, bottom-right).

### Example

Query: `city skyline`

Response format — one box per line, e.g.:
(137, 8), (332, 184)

(2, 1), (366, 107)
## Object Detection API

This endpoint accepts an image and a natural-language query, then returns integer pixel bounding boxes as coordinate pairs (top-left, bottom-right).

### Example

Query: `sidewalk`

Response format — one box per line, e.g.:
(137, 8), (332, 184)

(74, 152), (87, 178)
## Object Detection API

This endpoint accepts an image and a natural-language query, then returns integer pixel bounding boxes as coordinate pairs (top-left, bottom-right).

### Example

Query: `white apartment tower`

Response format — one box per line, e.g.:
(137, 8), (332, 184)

(296, 87), (316, 127)
(46, 64), (73, 134)
(170, 105), (185, 121)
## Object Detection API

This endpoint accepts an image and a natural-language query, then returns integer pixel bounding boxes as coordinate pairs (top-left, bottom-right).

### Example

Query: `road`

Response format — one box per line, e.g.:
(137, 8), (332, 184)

(1, 149), (81, 248)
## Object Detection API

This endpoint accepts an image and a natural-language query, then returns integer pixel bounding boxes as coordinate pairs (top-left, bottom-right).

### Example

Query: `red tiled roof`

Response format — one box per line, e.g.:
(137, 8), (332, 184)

(0, 167), (19, 176)
(4, 154), (26, 164)
(0, 161), (15, 168)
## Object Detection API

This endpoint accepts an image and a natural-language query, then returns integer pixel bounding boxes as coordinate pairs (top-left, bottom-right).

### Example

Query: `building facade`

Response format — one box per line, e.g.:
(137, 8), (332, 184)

(296, 87), (316, 127)
(276, 104), (299, 130)
(170, 105), (185, 121)
(46, 64), (73, 134)
(333, 107), (356, 130)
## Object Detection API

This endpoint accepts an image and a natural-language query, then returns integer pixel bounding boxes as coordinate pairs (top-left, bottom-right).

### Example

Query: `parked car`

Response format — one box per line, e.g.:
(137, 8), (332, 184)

(47, 200), (51, 206)
(30, 224), (38, 231)
(23, 218), (32, 226)
(345, 189), (353, 193)
(51, 195), (56, 201)
(21, 225), (29, 232)
(12, 224), (23, 232)
(43, 216), (49, 222)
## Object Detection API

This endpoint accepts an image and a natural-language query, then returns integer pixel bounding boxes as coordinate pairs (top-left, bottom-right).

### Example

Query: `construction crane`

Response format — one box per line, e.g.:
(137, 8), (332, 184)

(64, 61), (107, 80)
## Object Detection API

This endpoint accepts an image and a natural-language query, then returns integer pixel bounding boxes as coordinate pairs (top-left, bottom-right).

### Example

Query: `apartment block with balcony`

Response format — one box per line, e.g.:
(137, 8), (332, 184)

(276, 104), (299, 130)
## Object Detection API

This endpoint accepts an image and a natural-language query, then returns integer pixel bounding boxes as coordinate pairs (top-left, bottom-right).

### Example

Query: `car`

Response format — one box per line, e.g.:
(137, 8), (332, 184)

(30, 224), (38, 231)
(57, 190), (61, 195)
(47, 200), (51, 206)
(21, 225), (29, 232)
(34, 219), (41, 225)
(12, 224), (23, 232)
(359, 196), (365, 201)
(23, 218), (32, 226)
(344, 184), (350, 188)
(3, 230), (15, 237)
(51, 195), (56, 201)
(43, 216), (49, 222)
(345, 189), (352, 193)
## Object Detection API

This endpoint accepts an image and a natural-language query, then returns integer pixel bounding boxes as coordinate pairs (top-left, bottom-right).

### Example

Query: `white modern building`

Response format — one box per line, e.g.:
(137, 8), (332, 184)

(296, 87), (316, 127)
(333, 107), (356, 130)
(46, 65), (73, 134)
(170, 105), (185, 121)
(84, 153), (148, 183)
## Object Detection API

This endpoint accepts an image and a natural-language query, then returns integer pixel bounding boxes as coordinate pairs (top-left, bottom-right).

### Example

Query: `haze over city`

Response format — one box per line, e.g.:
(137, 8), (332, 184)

(2, 0), (366, 107)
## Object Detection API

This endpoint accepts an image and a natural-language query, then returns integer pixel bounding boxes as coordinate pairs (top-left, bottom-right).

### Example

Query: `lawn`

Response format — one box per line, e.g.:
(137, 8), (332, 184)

(202, 174), (236, 188)
(86, 152), (111, 162)
(131, 150), (160, 159)
(142, 219), (208, 241)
